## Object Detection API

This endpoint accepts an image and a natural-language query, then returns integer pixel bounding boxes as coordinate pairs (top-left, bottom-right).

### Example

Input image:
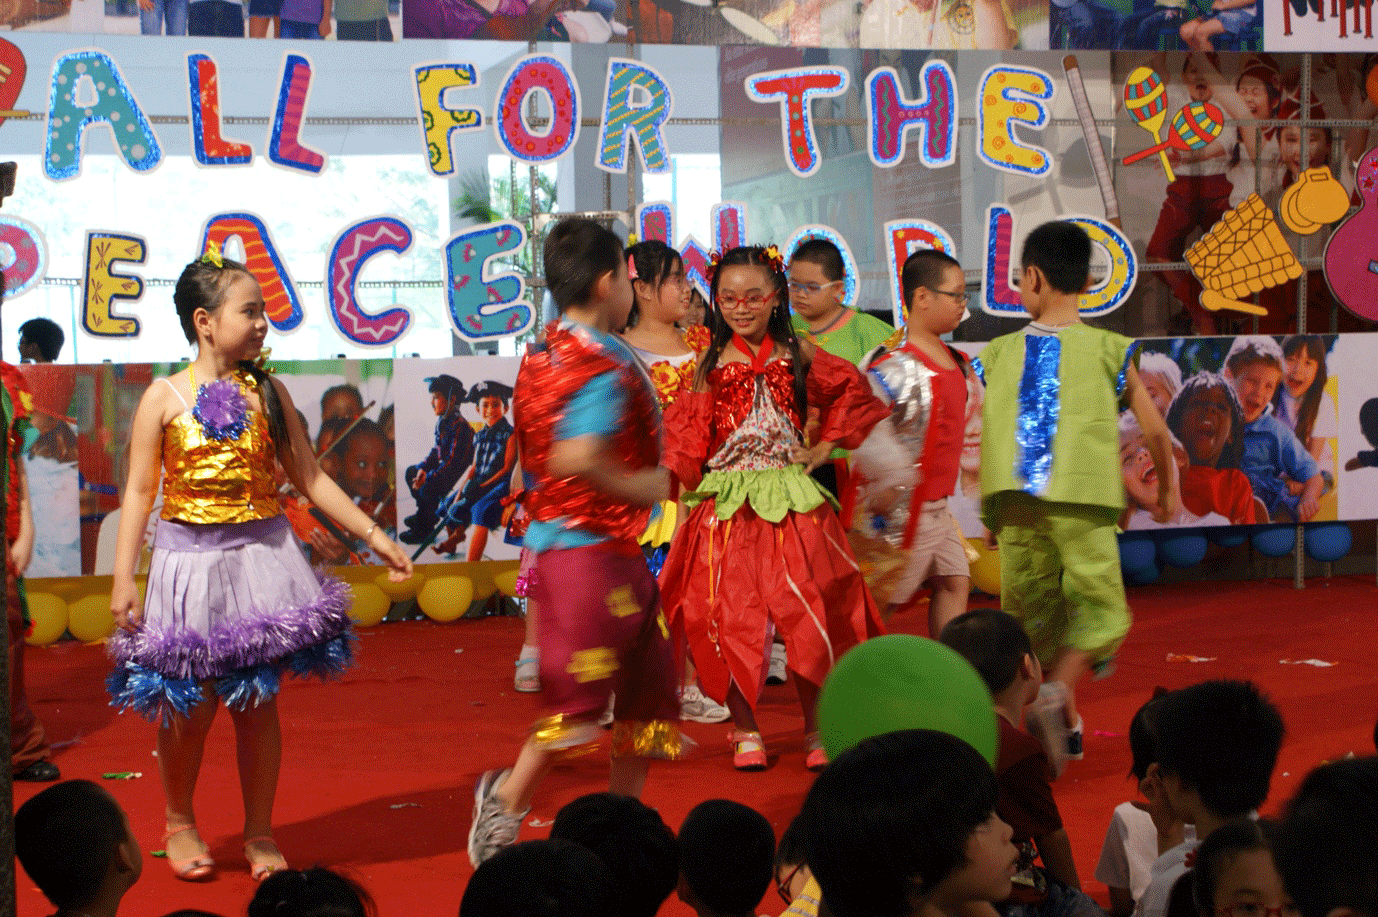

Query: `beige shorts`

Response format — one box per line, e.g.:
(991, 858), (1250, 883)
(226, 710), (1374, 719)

(892, 498), (971, 605)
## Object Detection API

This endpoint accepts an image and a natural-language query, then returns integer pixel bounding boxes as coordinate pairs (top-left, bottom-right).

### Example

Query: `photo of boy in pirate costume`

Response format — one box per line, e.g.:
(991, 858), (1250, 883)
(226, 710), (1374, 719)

(434, 380), (517, 562)
(400, 374), (474, 545)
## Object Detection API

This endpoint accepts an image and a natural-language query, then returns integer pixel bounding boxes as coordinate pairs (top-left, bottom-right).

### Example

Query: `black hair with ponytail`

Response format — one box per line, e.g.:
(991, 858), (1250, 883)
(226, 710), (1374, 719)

(694, 245), (809, 429)
(174, 257), (290, 454)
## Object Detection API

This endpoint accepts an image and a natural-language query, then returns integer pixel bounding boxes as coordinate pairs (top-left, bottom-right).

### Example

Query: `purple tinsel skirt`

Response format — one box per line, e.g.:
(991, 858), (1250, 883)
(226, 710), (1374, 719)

(107, 515), (353, 721)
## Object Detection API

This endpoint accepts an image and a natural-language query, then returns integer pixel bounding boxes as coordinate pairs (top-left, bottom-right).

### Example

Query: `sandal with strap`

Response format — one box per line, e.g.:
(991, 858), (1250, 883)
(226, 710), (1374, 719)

(514, 654), (541, 693)
(164, 824), (215, 882)
(731, 729), (768, 771)
(244, 835), (287, 881)
(805, 732), (828, 772)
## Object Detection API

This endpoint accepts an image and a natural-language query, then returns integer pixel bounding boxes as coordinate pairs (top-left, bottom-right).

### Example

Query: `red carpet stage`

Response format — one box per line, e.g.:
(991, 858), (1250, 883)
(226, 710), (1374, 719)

(15, 577), (1378, 917)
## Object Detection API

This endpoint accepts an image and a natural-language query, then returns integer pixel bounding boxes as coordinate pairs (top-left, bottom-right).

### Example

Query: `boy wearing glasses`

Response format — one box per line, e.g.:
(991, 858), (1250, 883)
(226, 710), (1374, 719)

(851, 248), (974, 634)
(975, 222), (1175, 778)
(787, 237), (894, 367)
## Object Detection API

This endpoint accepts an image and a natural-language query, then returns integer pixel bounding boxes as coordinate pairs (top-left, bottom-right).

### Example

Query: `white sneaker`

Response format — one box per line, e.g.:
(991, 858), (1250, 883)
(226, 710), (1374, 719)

(679, 685), (731, 723)
(767, 643), (788, 685)
(598, 694), (615, 727)
(468, 769), (528, 867)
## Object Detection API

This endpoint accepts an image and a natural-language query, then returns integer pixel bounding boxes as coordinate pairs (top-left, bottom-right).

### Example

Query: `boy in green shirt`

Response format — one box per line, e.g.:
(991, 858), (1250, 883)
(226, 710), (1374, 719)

(975, 221), (1175, 777)
(787, 237), (894, 366)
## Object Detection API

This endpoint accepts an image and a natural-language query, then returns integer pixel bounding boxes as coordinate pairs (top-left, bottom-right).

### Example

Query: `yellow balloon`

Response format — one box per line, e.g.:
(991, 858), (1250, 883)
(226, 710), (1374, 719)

(967, 538), (1002, 597)
(376, 570), (424, 602)
(25, 593), (68, 647)
(349, 583), (391, 627)
(417, 575), (474, 623)
(493, 569), (521, 598)
(68, 594), (117, 643)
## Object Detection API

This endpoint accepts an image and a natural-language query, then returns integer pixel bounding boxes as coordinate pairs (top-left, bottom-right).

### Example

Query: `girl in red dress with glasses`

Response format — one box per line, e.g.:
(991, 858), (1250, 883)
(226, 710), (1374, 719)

(658, 245), (888, 773)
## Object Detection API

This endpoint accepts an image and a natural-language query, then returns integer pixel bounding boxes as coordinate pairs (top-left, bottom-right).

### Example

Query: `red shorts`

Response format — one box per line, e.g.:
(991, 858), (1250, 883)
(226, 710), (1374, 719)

(531, 540), (679, 727)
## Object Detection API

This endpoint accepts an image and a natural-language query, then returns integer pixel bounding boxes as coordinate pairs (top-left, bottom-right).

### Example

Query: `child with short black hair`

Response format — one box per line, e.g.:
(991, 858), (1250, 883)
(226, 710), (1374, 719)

(468, 218), (683, 867)
(15, 779), (142, 917)
(1137, 680), (1285, 917)
(852, 248), (972, 633)
(1223, 336), (1322, 522)
(248, 867), (375, 917)
(461, 839), (608, 917)
(798, 728), (1017, 917)
(976, 220), (1176, 776)
(940, 610), (1100, 917)
(787, 237), (894, 367)
(1190, 820), (1294, 917)
(551, 792), (679, 917)
(1275, 756), (1378, 917)
(775, 815), (817, 912)
(678, 799), (776, 917)
(1095, 690), (1191, 917)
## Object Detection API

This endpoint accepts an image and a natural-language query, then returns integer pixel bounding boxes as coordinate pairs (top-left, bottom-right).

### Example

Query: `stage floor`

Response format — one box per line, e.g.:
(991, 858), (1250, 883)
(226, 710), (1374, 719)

(15, 576), (1378, 917)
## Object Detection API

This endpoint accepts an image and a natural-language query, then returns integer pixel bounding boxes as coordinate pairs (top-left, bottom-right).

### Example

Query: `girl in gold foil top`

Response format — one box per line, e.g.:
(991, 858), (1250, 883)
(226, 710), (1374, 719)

(106, 249), (412, 883)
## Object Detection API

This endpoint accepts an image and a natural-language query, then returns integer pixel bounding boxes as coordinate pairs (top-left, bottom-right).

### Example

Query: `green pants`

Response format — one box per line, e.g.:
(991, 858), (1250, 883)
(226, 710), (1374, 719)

(988, 492), (1130, 668)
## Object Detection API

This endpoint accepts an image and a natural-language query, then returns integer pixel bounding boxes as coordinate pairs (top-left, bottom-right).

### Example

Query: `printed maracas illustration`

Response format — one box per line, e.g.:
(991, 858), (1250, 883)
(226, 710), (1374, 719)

(1124, 101), (1224, 178)
(1123, 67), (1173, 181)
(0, 39), (30, 125)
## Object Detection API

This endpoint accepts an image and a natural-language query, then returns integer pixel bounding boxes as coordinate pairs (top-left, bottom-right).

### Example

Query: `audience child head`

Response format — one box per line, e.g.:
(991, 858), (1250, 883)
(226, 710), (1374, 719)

(1275, 756), (1378, 917)
(799, 728), (1014, 917)
(15, 779), (142, 917)
(248, 867), (375, 917)
(677, 799), (776, 917)
(1191, 820), (1296, 917)
(938, 609), (1040, 714)
(775, 815), (813, 908)
(1150, 680), (1284, 835)
(460, 839), (608, 917)
(550, 792), (679, 917)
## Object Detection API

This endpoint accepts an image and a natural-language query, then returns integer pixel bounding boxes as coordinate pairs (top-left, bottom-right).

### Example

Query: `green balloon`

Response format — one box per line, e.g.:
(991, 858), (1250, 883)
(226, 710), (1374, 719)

(818, 634), (999, 766)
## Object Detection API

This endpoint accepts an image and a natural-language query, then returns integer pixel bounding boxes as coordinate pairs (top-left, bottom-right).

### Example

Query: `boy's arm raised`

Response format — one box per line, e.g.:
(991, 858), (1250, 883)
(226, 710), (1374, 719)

(1124, 364), (1179, 523)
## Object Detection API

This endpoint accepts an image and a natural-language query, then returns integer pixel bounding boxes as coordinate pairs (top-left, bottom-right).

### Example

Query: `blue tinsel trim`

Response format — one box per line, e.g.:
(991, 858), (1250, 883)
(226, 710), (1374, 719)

(107, 663), (203, 724)
(214, 663), (282, 711)
(283, 632), (355, 680)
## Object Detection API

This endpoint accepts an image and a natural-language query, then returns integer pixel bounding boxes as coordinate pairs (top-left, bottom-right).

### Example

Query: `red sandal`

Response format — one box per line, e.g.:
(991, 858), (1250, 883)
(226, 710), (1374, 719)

(244, 835), (287, 881)
(163, 824), (215, 882)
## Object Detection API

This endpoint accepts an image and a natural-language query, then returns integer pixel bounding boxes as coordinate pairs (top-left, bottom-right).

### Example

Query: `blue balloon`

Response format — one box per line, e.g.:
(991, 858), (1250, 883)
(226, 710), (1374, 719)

(1127, 562), (1161, 586)
(1118, 533), (1157, 573)
(1251, 524), (1297, 558)
(1207, 526), (1247, 548)
(1157, 531), (1208, 568)
(1303, 523), (1352, 563)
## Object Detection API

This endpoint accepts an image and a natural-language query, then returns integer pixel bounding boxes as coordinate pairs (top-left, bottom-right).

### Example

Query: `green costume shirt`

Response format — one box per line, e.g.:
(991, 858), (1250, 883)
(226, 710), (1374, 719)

(790, 308), (895, 367)
(974, 323), (1137, 523)
(792, 308), (895, 459)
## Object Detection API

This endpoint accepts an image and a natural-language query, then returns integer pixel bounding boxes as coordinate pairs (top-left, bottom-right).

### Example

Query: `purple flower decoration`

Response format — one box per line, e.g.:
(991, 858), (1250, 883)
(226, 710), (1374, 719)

(193, 377), (250, 441)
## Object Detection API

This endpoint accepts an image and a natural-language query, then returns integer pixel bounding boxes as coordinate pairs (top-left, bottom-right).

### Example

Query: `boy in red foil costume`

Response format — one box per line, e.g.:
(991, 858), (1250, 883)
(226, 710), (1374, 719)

(467, 218), (683, 868)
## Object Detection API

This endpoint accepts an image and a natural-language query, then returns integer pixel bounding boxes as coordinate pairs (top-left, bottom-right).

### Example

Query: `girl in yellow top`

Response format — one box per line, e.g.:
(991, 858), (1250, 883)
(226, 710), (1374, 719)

(107, 248), (411, 882)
